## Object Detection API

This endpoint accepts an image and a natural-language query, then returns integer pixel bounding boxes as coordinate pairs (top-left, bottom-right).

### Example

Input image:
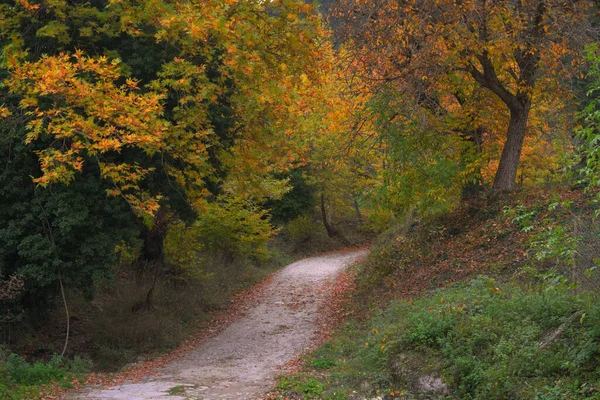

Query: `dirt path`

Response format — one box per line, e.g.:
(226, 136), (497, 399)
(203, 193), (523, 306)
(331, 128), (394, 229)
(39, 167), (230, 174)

(73, 249), (368, 400)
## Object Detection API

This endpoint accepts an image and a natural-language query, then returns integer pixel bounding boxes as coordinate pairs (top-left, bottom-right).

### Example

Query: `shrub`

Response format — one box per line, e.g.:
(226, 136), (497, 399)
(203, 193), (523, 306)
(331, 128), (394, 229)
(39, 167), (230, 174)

(0, 351), (92, 393)
(286, 215), (314, 244)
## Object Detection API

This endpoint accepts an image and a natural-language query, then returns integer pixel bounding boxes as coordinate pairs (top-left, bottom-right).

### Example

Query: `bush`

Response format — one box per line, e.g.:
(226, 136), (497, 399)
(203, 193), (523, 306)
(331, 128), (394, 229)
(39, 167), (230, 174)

(276, 375), (325, 399)
(4, 354), (63, 385)
(197, 197), (277, 261)
(286, 215), (315, 244)
(280, 214), (354, 256)
(163, 197), (276, 270)
(0, 350), (92, 397)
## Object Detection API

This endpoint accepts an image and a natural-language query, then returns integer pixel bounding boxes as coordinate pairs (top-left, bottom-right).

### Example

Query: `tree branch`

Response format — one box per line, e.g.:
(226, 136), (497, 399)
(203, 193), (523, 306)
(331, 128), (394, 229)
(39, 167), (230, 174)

(468, 54), (523, 113)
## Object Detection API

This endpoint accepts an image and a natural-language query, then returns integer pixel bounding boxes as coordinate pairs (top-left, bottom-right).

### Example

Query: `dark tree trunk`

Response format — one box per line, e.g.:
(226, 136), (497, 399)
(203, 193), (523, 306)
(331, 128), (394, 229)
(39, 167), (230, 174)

(320, 193), (338, 238)
(140, 210), (170, 264)
(353, 195), (362, 224)
(132, 209), (170, 312)
(492, 103), (531, 193)
(468, 48), (539, 194)
(320, 193), (352, 245)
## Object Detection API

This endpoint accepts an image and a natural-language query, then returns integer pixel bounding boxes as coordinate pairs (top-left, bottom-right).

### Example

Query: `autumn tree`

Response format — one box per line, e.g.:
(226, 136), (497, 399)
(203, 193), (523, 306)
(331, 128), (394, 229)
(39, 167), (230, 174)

(329, 0), (598, 193)
(0, 0), (334, 310)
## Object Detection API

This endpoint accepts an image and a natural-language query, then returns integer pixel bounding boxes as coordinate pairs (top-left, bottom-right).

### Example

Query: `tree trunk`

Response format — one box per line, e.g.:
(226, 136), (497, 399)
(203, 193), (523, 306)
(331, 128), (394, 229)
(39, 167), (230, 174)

(493, 103), (531, 193)
(140, 211), (169, 264)
(132, 209), (170, 313)
(320, 193), (338, 238)
(320, 193), (352, 245)
(353, 195), (362, 224)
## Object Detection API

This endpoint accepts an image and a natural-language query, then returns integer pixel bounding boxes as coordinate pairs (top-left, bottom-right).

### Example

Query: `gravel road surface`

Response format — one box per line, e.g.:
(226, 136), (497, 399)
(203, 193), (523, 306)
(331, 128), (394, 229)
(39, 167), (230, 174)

(73, 249), (368, 400)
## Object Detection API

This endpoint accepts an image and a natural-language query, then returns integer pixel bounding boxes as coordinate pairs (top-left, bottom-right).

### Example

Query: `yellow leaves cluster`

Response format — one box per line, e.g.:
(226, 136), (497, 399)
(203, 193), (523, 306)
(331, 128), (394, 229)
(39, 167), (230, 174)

(142, 0), (331, 201)
(0, 106), (10, 118)
(155, 0), (330, 200)
(6, 51), (168, 214)
(15, 0), (39, 11)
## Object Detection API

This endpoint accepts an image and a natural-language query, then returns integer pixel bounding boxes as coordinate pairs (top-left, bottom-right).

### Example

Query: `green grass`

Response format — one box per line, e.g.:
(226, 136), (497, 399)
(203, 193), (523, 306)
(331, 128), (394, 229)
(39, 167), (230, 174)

(281, 277), (600, 399)
(167, 385), (186, 395)
(0, 351), (92, 400)
(276, 375), (325, 399)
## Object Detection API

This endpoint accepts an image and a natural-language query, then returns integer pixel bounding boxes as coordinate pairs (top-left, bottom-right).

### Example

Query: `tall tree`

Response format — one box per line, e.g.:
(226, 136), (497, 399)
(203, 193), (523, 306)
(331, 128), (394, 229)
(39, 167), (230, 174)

(329, 0), (598, 192)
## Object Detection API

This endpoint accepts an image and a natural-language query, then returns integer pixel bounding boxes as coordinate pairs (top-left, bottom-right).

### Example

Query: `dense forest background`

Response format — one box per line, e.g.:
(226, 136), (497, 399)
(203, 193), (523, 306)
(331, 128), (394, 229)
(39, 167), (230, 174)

(2, 0), (600, 398)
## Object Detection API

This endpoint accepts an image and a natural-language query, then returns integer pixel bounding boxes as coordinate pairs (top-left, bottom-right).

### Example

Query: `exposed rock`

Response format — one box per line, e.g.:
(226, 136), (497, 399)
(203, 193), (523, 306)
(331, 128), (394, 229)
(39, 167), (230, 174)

(389, 352), (449, 397)
(360, 380), (374, 393)
(417, 374), (449, 395)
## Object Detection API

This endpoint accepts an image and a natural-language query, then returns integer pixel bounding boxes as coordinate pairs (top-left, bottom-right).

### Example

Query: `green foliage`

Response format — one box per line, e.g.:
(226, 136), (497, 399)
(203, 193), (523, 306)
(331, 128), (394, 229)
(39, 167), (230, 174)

(577, 44), (600, 211)
(0, 126), (140, 308)
(504, 200), (593, 290)
(285, 216), (315, 244)
(266, 168), (316, 225)
(530, 224), (578, 267)
(163, 220), (213, 280)
(276, 375), (325, 399)
(294, 277), (600, 399)
(195, 197), (277, 262)
(4, 354), (65, 385)
(364, 83), (473, 219)
(310, 357), (336, 370)
(392, 279), (582, 398)
(0, 349), (92, 397)
(504, 205), (538, 232)
(163, 198), (279, 282)
(167, 385), (186, 395)
(367, 207), (395, 233)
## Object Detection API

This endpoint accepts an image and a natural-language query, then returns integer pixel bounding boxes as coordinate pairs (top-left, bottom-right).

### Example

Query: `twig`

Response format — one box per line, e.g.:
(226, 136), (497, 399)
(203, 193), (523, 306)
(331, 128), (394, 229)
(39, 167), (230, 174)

(59, 273), (70, 357)
(34, 186), (70, 357)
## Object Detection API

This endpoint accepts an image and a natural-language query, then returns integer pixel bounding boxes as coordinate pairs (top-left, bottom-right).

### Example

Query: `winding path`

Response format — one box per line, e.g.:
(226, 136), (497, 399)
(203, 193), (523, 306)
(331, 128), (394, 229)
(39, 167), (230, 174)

(73, 249), (368, 400)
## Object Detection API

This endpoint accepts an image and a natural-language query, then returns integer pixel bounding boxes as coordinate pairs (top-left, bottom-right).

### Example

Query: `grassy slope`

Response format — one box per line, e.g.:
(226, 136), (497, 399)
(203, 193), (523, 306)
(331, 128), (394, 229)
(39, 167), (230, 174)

(271, 189), (600, 400)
